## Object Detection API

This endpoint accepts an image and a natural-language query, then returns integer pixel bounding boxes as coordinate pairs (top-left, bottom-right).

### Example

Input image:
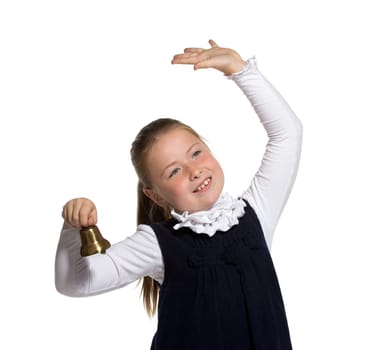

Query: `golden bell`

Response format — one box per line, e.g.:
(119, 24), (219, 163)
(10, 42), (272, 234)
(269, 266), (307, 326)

(80, 225), (111, 257)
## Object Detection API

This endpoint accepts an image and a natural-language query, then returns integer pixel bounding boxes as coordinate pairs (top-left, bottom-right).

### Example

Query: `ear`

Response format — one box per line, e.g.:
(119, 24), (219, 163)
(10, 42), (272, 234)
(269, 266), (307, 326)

(143, 187), (168, 208)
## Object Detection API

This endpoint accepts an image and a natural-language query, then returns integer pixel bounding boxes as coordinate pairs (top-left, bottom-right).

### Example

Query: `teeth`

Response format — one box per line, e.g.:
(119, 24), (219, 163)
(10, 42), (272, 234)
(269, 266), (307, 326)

(197, 178), (211, 192)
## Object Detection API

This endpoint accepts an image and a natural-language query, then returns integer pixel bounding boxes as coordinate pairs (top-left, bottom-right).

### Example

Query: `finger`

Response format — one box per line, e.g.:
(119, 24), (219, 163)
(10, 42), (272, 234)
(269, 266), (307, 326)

(183, 47), (204, 54)
(79, 209), (91, 227)
(208, 39), (218, 48)
(172, 54), (200, 65)
(194, 56), (221, 70)
(172, 52), (197, 60)
(172, 49), (203, 61)
(172, 48), (202, 63)
(78, 201), (95, 227)
(71, 201), (82, 227)
(88, 208), (98, 226)
(63, 202), (74, 224)
(173, 47), (216, 64)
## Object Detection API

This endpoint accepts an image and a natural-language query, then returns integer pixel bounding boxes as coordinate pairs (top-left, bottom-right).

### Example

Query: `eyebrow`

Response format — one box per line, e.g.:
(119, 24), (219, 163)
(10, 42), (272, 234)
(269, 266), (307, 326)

(161, 142), (201, 177)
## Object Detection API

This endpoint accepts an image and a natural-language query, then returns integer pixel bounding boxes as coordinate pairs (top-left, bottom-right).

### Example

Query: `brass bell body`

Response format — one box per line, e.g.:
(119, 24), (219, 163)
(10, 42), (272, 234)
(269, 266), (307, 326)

(80, 225), (111, 257)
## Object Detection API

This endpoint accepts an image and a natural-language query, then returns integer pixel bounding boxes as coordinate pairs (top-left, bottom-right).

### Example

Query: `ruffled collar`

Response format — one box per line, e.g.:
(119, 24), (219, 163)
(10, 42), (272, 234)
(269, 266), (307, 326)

(170, 193), (246, 236)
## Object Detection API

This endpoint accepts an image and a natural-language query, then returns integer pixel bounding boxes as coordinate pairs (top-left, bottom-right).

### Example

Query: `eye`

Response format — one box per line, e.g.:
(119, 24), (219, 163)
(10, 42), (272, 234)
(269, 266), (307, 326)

(169, 167), (180, 178)
(192, 150), (202, 158)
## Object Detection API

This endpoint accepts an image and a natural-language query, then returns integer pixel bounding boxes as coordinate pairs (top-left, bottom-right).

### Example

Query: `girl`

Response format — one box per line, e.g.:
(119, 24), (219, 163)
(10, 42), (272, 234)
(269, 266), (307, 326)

(56, 40), (303, 349)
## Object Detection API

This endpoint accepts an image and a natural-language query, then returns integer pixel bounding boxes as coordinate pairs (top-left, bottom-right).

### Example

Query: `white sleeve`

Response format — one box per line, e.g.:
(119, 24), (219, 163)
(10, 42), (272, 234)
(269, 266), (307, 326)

(55, 223), (164, 297)
(230, 57), (303, 249)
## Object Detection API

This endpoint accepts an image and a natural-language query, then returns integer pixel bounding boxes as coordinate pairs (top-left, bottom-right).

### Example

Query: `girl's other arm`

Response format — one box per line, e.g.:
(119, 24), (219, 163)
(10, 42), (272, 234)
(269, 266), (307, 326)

(56, 198), (163, 296)
(55, 223), (163, 296)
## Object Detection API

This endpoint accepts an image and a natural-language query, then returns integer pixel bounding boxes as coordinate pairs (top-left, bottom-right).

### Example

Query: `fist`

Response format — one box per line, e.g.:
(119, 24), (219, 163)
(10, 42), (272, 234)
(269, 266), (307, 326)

(62, 197), (98, 228)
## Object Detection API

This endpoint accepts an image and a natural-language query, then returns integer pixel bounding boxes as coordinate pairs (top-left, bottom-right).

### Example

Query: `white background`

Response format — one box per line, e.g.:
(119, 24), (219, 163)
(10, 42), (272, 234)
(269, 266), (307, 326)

(1, 0), (380, 349)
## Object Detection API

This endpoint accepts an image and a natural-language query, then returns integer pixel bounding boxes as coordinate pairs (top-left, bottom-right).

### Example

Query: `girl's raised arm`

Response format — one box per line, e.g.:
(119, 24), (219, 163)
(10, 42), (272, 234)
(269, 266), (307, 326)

(173, 40), (303, 249)
(231, 58), (303, 249)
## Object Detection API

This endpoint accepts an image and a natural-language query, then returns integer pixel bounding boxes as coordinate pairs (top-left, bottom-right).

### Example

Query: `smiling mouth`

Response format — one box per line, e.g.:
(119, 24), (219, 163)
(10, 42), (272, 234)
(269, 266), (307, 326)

(194, 177), (212, 193)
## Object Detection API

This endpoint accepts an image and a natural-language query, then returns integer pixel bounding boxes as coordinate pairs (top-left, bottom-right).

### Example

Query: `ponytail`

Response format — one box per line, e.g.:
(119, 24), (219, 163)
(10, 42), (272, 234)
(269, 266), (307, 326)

(130, 118), (203, 317)
(137, 180), (171, 317)
(136, 181), (171, 225)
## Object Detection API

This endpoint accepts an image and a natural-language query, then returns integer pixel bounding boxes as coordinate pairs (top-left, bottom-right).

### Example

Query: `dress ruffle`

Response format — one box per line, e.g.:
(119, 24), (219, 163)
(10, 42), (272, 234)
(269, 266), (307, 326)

(171, 193), (246, 236)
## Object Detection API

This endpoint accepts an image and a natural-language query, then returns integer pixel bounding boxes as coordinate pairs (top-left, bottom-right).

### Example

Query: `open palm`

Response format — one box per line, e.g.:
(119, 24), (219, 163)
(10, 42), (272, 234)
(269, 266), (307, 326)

(172, 39), (245, 75)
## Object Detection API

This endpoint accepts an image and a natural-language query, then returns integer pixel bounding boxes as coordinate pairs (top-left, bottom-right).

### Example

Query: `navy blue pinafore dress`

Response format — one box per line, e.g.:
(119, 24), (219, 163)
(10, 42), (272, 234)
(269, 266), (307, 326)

(150, 201), (292, 350)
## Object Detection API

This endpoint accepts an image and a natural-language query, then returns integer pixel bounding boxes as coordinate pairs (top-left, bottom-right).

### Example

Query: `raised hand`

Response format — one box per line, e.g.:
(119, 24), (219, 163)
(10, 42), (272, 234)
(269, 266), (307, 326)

(171, 39), (245, 75)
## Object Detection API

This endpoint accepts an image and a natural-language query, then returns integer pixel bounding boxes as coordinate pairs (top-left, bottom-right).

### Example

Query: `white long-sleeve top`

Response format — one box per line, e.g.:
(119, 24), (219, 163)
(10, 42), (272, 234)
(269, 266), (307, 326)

(55, 57), (303, 297)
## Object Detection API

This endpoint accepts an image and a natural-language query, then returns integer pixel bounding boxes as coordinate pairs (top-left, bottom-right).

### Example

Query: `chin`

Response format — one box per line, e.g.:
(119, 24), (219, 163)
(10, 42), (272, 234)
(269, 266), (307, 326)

(202, 193), (222, 211)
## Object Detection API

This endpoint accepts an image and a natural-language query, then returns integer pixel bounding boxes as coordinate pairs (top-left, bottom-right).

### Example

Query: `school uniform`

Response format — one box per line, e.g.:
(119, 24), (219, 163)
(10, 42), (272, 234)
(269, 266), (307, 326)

(55, 57), (303, 349)
(150, 200), (292, 349)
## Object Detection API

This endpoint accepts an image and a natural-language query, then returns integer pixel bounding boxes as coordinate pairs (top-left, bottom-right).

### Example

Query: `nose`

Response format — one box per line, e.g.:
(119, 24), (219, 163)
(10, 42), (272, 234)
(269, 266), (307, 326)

(189, 166), (202, 180)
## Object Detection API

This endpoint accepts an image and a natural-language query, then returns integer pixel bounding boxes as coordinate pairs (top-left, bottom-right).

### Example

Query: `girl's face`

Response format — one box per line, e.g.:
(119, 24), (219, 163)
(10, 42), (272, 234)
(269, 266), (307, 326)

(143, 128), (224, 213)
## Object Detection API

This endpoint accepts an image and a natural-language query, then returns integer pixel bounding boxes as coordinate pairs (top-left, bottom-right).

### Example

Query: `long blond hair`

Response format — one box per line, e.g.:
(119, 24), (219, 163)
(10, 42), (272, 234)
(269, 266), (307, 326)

(130, 118), (202, 317)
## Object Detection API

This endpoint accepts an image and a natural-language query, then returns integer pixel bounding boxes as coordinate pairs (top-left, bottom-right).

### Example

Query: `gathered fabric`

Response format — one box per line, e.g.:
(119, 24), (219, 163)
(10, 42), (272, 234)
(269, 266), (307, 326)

(170, 193), (246, 236)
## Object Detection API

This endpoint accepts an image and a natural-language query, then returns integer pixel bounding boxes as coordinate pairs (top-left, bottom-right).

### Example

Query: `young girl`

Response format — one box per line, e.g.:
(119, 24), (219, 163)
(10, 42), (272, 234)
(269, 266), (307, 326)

(55, 40), (302, 349)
